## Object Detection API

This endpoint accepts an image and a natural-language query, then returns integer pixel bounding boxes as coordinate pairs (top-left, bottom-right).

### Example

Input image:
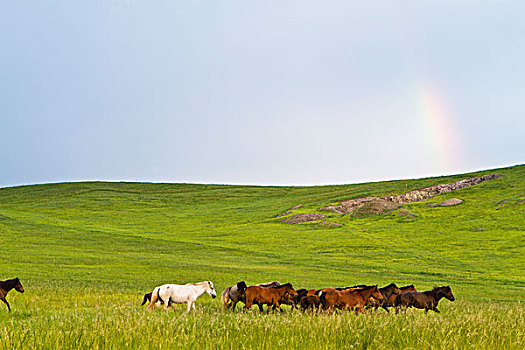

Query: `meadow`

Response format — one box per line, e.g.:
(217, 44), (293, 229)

(0, 165), (524, 348)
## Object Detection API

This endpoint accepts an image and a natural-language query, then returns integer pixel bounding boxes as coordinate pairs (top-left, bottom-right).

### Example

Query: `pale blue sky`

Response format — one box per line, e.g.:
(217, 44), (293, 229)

(1, 1), (524, 187)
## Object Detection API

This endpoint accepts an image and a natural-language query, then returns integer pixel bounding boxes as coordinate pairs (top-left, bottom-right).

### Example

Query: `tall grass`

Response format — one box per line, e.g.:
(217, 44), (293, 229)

(0, 290), (523, 349)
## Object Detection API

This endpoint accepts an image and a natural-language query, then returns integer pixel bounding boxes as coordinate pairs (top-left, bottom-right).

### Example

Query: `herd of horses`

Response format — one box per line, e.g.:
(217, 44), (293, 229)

(0, 277), (455, 315)
(142, 280), (455, 315)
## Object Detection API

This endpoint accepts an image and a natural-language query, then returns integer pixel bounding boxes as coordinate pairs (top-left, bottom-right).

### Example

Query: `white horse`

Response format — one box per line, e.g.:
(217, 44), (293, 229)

(147, 281), (217, 312)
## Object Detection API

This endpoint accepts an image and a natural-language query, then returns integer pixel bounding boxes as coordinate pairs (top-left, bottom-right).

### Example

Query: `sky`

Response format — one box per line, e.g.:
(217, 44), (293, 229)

(1, 1), (524, 188)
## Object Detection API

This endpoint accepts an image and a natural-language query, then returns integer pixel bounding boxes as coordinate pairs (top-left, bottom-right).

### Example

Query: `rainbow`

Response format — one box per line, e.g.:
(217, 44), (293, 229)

(416, 78), (464, 171)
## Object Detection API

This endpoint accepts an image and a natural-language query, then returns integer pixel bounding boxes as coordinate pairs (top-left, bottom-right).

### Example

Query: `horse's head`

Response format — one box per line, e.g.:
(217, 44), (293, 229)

(370, 285), (384, 301)
(206, 281), (217, 298)
(283, 284), (298, 301)
(292, 289), (307, 304)
(236, 281), (247, 295)
(14, 278), (24, 293)
(441, 286), (455, 302)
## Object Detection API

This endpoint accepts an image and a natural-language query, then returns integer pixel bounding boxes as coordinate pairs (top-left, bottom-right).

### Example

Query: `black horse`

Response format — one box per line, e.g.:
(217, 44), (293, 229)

(395, 286), (455, 314)
(0, 277), (24, 312)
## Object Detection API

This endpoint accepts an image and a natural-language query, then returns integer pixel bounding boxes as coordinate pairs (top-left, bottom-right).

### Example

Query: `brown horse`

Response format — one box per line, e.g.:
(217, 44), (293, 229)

(370, 283), (417, 312)
(288, 288), (308, 310)
(320, 285), (384, 313)
(299, 295), (322, 312)
(244, 283), (297, 313)
(395, 286), (455, 314)
(0, 278), (24, 312)
(223, 281), (280, 312)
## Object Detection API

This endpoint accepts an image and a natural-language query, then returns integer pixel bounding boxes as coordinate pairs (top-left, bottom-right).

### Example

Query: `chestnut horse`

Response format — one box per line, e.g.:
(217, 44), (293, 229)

(0, 278), (24, 312)
(395, 286), (455, 313)
(320, 285), (384, 313)
(244, 283), (297, 313)
(222, 281), (280, 312)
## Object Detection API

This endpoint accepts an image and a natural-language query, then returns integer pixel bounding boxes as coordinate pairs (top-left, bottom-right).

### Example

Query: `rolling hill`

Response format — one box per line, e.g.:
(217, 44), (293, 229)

(1, 164), (523, 301)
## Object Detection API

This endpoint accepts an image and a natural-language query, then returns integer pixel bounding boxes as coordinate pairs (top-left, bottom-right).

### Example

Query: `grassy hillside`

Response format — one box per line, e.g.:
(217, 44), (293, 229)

(0, 165), (524, 348)
(1, 164), (523, 299)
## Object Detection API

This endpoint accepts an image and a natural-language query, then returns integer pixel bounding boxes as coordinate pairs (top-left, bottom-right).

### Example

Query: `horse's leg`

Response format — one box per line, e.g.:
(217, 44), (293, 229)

(432, 307), (440, 313)
(231, 301), (237, 312)
(273, 301), (281, 314)
(192, 302), (196, 312)
(163, 297), (170, 310)
(244, 298), (253, 312)
(186, 301), (192, 313)
(1, 297), (11, 312)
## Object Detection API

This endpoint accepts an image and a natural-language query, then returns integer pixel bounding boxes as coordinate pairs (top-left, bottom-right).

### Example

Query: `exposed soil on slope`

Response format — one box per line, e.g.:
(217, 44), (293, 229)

(429, 198), (463, 207)
(281, 213), (325, 223)
(320, 174), (501, 214)
(280, 174), (501, 223)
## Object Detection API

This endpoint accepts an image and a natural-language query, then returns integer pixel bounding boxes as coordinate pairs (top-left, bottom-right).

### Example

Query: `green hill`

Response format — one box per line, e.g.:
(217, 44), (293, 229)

(1, 165), (524, 349)
(1, 164), (523, 301)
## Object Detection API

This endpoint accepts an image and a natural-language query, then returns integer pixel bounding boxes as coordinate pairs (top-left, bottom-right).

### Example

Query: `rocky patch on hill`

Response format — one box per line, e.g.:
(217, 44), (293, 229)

(384, 174), (501, 203)
(320, 174), (501, 214)
(281, 213), (326, 223)
(280, 174), (501, 223)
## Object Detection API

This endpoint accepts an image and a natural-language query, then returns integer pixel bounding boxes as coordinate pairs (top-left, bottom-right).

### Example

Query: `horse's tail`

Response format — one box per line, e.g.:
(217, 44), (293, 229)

(141, 292), (152, 306)
(221, 287), (231, 309)
(147, 287), (160, 310)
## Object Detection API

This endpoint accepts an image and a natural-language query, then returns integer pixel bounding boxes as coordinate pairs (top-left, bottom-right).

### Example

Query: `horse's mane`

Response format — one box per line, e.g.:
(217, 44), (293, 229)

(400, 284), (415, 289)
(337, 284), (370, 291)
(259, 281), (281, 288)
(273, 283), (293, 289)
(1, 278), (19, 283)
(381, 283), (398, 289)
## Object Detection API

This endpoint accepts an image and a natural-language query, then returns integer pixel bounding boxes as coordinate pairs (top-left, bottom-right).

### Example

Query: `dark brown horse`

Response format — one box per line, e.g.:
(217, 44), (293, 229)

(369, 283), (418, 312)
(0, 278), (24, 312)
(244, 283), (297, 313)
(320, 285), (384, 313)
(288, 288), (308, 310)
(395, 286), (455, 313)
(221, 281), (248, 311)
(299, 295), (322, 312)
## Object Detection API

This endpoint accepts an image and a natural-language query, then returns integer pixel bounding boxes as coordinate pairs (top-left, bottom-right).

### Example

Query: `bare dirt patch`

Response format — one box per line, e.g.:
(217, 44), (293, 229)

(350, 199), (399, 217)
(429, 198), (463, 207)
(281, 213), (326, 223)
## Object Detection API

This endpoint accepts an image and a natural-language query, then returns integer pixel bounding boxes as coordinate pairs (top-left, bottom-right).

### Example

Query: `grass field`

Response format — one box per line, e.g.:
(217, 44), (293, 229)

(1, 165), (524, 348)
